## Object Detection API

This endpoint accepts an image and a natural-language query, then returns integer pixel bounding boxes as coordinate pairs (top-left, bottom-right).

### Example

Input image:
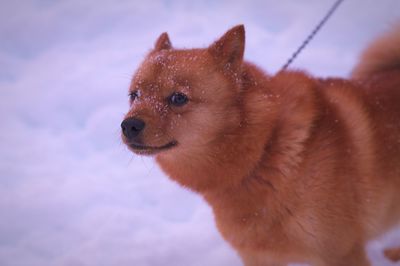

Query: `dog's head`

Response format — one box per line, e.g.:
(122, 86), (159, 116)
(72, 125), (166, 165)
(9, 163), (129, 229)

(121, 25), (245, 156)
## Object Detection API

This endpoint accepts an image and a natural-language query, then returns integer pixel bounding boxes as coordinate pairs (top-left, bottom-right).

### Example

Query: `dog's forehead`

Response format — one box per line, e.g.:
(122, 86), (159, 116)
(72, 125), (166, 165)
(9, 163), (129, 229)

(131, 63), (176, 92)
(132, 49), (210, 90)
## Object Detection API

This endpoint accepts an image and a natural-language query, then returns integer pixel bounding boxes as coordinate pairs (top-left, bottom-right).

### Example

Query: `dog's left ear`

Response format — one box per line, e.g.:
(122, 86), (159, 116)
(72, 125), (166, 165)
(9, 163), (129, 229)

(154, 32), (172, 51)
(208, 25), (245, 70)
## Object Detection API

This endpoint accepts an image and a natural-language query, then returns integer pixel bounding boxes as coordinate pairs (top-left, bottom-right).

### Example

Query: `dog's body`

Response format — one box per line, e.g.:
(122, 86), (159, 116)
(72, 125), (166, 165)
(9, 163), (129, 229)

(122, 25), (400, 265)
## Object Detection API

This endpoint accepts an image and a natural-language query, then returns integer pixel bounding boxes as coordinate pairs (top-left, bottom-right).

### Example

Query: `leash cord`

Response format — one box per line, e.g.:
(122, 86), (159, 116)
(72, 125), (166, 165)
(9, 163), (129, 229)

(280, 0), (345, 72)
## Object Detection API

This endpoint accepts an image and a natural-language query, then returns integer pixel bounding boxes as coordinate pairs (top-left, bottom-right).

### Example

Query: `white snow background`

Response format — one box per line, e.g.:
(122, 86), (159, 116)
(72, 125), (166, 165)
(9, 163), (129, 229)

(0, 0), (399, 265)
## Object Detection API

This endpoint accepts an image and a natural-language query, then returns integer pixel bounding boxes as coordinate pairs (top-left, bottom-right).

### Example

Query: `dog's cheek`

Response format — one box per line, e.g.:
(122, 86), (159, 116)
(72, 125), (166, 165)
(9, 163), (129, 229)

(165, 114), (189, 142)
(179, 107), (222, 145)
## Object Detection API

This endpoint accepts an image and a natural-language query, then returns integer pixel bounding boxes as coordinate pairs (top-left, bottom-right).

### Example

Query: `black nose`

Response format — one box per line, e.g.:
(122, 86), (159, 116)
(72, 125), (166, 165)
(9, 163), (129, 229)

(121, 118), (146, 140)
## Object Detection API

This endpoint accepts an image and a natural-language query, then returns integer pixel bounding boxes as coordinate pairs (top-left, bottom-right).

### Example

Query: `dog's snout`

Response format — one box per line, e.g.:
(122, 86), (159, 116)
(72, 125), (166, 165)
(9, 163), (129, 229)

(121, 118), (146, 139)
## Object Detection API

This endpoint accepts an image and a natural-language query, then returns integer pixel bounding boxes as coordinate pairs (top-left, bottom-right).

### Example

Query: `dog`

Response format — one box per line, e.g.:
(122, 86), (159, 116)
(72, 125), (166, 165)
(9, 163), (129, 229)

(121, 24), (400, 265)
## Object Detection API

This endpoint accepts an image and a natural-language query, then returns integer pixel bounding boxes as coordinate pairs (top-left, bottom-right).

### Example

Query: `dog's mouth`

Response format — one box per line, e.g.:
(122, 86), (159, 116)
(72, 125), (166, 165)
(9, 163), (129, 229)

(127, 141), (177, 155)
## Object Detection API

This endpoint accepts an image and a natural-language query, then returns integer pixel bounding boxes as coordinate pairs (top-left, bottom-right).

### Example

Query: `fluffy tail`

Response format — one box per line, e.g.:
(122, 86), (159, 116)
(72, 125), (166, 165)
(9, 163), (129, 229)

(351, 23), (400, 79)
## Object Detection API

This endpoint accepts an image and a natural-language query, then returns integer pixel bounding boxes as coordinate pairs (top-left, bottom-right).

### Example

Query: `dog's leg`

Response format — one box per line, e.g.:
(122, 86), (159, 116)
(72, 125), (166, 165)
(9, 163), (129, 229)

(384, 247), (400, 262)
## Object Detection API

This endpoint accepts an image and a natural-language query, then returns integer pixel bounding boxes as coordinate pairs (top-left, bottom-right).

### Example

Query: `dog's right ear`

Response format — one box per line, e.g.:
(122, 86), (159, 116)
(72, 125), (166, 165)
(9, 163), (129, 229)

(208, 25), (245, 70)
(154, 32), (172, 51)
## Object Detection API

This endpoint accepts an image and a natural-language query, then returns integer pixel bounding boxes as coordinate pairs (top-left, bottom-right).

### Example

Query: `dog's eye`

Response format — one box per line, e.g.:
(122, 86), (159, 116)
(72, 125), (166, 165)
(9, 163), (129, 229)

(129, 91), (139, 102)
(169, 92), (188, 106)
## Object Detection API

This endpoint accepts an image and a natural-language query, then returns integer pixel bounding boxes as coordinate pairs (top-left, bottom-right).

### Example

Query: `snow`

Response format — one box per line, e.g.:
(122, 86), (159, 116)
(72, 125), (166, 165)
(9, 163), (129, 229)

(0, 0), (399, 265)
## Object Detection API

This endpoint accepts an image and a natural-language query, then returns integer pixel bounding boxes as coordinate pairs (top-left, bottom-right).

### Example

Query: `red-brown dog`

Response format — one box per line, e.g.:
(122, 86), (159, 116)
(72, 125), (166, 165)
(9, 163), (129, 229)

(121, 24), (400, 265)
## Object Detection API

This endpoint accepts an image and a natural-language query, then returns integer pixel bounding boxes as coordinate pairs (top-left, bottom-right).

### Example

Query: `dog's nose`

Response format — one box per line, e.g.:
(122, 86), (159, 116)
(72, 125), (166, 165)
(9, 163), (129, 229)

(121, 118), (146, 139)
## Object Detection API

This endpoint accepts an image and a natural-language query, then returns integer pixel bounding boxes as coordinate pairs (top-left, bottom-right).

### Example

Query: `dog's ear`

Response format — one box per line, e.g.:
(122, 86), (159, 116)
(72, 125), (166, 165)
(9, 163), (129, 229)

(208, 25), (245, 70)
(154, 32), (172, 51)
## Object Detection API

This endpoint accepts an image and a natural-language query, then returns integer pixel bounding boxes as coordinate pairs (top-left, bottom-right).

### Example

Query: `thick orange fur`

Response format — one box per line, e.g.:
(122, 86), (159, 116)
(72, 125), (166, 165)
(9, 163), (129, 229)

(384, 247), (400, 262)
(122, 25), (400, 265)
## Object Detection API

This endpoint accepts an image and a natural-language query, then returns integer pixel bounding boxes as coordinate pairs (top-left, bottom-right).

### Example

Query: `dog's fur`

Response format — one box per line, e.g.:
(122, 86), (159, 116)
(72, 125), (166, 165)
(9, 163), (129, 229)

(122, 25), (400, 265)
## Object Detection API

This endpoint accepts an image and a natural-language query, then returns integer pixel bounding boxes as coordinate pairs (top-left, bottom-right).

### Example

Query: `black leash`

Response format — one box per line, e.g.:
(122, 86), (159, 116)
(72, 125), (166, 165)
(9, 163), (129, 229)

(280, 0), (345, 72)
